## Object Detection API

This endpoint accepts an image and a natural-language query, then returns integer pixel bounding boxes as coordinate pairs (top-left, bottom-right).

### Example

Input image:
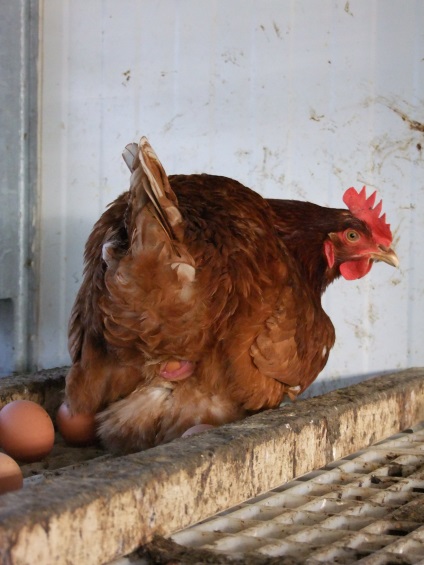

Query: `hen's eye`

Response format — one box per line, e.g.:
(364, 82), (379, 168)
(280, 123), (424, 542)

(345, 229), (360, 242)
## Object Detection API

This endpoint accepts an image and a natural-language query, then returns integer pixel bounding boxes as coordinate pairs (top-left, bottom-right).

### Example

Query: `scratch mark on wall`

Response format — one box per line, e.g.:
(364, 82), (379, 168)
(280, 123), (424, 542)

(369, 133), (420, 174)
(273, 21), (282, 39)
(163, 113), (184, 133)
(258, 24), (271, 42)
(368, 303), (379, 324)
(221, 49), (244, 66)
(346, 320), (372, 341)
(391, 107), (424, 133)
(310, 108), (325, 122)
(122, 69), (131, 86)
(344, 2), (354, 16)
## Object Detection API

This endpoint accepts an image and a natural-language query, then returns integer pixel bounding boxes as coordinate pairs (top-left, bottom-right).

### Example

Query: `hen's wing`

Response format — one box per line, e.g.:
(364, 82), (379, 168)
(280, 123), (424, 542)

(249, 283), (335, 399)
(217, 243), (334, 410)
(240, 197), (337, 401)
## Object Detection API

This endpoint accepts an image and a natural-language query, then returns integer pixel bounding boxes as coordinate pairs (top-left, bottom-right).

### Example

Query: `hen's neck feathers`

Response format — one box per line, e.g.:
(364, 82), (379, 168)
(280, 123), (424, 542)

(268, 199), (364, 296)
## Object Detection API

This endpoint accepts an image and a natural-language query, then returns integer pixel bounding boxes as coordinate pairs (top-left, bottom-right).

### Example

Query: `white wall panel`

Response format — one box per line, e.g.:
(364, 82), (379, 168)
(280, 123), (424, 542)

(37, 0), (424, 394)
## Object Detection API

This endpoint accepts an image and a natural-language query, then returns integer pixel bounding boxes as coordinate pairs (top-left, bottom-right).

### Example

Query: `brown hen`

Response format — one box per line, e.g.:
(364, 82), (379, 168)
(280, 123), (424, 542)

(65, 137), (398, 453)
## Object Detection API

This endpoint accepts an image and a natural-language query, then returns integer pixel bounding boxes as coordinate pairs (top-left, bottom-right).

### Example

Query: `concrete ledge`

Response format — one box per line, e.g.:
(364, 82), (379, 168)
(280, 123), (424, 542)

(0, 367), (67, 416)
(0, 368), (423, 565)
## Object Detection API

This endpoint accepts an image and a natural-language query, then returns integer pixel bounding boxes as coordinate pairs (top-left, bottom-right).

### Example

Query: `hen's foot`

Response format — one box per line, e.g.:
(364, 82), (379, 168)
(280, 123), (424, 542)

(160, 360), (195, 381)
(181, 424), (216, 437)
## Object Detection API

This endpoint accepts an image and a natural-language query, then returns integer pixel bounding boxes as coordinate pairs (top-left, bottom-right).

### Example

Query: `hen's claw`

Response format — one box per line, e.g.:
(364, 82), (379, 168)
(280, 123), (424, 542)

(181, 424), (216, 438)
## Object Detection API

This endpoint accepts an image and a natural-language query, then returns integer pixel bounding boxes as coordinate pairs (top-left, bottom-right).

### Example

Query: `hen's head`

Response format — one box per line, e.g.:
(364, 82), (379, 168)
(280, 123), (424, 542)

(324, 187), (399, 281)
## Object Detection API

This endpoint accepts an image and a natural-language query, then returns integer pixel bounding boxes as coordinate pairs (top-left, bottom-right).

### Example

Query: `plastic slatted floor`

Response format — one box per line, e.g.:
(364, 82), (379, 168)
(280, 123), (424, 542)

(167, 422), (424, 564)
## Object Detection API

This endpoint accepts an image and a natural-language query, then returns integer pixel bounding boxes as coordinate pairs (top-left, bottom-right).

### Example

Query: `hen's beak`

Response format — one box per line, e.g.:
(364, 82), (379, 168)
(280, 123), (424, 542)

(371, 245), (399, 268)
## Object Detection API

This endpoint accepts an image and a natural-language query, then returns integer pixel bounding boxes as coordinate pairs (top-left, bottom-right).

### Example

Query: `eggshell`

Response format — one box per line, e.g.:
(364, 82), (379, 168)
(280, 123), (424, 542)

(0, 453), (23, 494)
(56, 403), (97, 445)
(0, 400), (55, 462)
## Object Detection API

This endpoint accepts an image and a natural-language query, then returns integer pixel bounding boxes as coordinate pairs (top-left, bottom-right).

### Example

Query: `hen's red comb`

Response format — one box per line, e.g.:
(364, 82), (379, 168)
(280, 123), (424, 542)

(343, 186), (392, 247)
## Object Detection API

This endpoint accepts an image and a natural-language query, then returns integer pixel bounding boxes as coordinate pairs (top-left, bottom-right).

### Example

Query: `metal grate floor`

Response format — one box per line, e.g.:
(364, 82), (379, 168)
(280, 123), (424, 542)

(165, 422), (424, 564)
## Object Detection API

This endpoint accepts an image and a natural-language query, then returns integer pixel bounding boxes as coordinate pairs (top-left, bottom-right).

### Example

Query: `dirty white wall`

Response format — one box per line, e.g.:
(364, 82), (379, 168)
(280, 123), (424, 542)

(35, 0), (424, 394)
(0, 1), (38, 376)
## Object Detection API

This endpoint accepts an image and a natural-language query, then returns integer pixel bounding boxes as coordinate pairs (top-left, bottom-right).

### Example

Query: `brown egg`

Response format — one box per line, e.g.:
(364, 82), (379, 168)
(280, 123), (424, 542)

(56, 403), (97, 445)
(0, 453), (23, 494)
(0, 400), (55, 462)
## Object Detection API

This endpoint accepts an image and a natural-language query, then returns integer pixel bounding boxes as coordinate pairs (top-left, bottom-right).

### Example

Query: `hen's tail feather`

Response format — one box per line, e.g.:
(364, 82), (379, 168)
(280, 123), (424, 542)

(122, 143), (138, 172)
(123, 137), (184, 246)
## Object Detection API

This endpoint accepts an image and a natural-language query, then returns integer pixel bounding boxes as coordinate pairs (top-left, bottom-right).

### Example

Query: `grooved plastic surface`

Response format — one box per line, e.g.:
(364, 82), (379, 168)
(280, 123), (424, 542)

(171, 422), (424, 564)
